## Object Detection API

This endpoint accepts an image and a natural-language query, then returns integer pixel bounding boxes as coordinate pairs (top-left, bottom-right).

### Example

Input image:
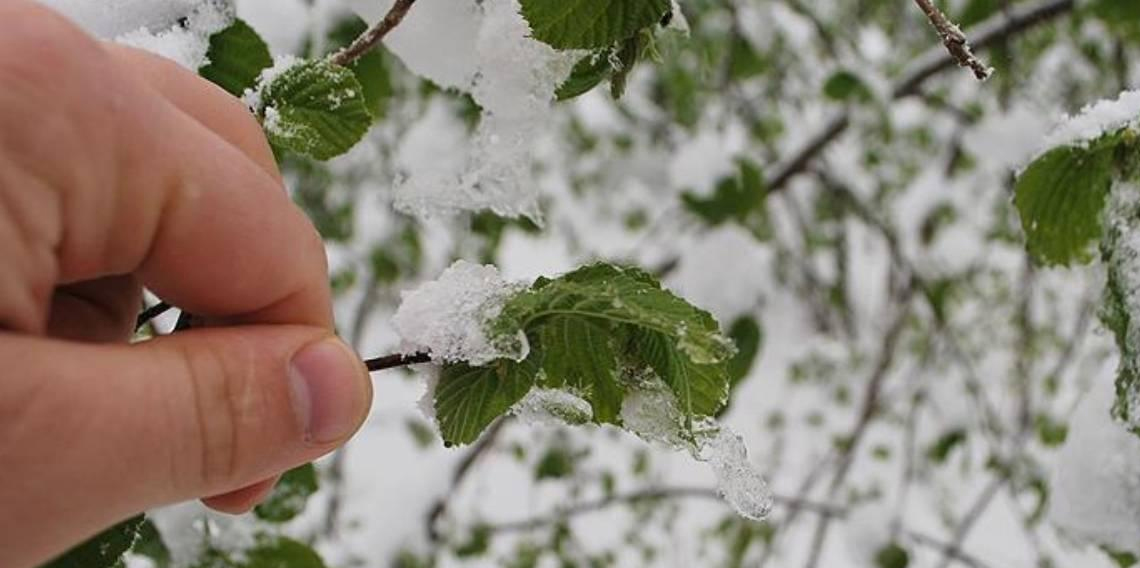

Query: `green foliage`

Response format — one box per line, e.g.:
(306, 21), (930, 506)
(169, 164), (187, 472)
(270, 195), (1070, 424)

(244, 537), (326, 568)
(254, 463), (319, 523)
(725, 316), (762, 390)
(132, 518), (172, 568)
(520, 0), (671, 50)
(926, 428), (967, 464)
(42, 515), (144, 568)
(682, 160), (768, 230)
(1104, 546), (1139, 568)
(434, 263), (734, 446)
(822, 70), (872, 103)
(1014, 131), (1126, 266)
(557, 51), (614, 100)
(874, 543), (910, 568)
(323, 16), (395, 119)
(435, 352), (543, 445)
(199, 19), (273, 97)
(254, 59), (372, 160)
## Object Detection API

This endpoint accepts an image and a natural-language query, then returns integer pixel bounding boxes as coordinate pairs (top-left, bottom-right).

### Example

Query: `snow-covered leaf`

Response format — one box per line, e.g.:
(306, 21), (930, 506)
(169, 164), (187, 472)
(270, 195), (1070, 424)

(520, 0), (671, 50)
(254, 59), (371, 160)
(198, 19), (272, 97)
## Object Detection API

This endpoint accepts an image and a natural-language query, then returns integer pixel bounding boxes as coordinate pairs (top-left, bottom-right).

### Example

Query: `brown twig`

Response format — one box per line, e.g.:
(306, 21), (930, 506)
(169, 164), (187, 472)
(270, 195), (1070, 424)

(330, 0), (418, 67)
(365, 351), (432, 372)
(913, 0), (993, 81)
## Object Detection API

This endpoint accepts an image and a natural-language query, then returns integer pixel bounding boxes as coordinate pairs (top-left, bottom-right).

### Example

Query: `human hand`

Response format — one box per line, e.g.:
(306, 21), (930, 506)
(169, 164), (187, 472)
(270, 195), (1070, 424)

(0, 3), (372, 567)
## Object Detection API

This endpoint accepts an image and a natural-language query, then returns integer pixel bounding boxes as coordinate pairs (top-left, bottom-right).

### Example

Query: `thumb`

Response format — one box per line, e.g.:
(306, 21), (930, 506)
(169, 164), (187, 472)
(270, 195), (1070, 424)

(0, 326), (371, 568)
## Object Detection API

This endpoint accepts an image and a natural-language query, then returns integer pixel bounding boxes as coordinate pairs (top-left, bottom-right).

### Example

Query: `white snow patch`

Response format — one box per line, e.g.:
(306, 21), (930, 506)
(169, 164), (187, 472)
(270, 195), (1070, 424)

(352, 0), (576, 219)
(1051, 378), (1140, 555)
(37, 0), (202, 38)
(512, 388), (594, 426)
(1037, 90), (1140, 159)
(393, 260), (526, 365)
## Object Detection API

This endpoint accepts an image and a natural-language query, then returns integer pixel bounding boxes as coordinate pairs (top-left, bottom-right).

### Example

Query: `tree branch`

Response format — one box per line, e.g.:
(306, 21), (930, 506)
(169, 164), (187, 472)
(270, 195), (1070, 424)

(766, 0), (1074, 194)
(913, 0), (993, 81)
(330, 0), (418, 67)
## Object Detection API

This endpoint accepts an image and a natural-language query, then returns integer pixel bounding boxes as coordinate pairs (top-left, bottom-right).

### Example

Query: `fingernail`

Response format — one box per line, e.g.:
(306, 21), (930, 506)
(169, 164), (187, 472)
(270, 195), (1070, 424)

(288, 338), (368, 444)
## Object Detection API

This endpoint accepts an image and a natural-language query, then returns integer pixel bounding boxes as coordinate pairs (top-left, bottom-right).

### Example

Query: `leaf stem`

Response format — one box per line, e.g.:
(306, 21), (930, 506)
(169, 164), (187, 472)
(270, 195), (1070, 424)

(330, 0), (418, 67)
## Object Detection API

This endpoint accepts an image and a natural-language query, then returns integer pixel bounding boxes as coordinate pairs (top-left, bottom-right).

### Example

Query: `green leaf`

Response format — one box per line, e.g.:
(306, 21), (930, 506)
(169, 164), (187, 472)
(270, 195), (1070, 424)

(199, 19), (273, 97)
(435, 352), (543, 445)
(256, 59), (372, 160)
(822, 70), (873, 103)
(254, 462), (319, 523)
(682, 160), (767, 227)
(726, 316), (762, 389)
(42, 515), (144, 568)
(244, 537), (326, 568)
(540, 316), (624, 423)
(520, 0), (671, 50)
(497, 263), (734, 366)
(322, 16), (394, 118)
(610, 33), (648, 99)
(926, 428), (967, 464)
(874, 543), (910, 568)
(630, 329), (730, 418)
(1014, 132), (1124, 266)
(557, 51), (613, 101)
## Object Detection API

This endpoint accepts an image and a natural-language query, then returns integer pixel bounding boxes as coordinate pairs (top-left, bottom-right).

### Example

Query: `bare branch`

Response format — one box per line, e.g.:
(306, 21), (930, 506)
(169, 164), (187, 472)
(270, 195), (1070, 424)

(365, 351), (432, 372)
(913, 0), (993, 81)
(330, 0), (418, 67)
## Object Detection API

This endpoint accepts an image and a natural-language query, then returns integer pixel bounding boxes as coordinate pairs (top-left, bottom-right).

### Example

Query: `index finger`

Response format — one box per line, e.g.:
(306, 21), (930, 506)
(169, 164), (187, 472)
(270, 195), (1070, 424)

(0, 2), (332, 330)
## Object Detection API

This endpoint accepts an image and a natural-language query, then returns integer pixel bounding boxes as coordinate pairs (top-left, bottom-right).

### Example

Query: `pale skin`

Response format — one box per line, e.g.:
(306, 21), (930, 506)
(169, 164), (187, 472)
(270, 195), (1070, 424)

(0, 3), (373, 567)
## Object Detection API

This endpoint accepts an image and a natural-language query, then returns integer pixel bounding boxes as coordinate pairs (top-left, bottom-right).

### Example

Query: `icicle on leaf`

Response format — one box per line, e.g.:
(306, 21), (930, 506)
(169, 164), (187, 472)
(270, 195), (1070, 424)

(253, 462), (319, 523)
(253, 59), (371, 160)
(1014, 130), (1128, 266)
(42, 515), (145, 568)
(520, 0), (671, 50)
(198, 19), (272, 97)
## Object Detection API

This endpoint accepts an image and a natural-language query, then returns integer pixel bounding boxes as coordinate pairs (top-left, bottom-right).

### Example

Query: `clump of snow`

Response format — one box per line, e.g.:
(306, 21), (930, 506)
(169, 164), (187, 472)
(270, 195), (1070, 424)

(621, 378), (773, 521)
(1051, 378), (1140, 555)
(1036, 90), (1140, 159)
(147, 501), (256, 567)
(351, 0), (576, 220)
(511, 388), (594, 426)
(393, 260), (527, 365)
(113, 0), (231, 69)
(40, 0), (232, 70)
(37, 0), (202, 38)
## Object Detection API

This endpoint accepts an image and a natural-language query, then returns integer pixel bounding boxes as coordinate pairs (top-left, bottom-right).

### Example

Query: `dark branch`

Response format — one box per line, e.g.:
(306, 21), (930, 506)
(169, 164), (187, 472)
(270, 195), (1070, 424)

(135, 302), (173, 332)
(427, 418), (510, 541)
(330, 0), (418, 67)
(365, 351), (432, 372)
(913, 0), (993, 81)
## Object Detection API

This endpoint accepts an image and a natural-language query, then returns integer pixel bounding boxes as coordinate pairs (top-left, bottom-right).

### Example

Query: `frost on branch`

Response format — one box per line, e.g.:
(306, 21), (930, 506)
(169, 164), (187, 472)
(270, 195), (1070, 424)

(393, 260), (527, 366)
(1051, 379), (1140, 556)
(350, 0), (576, 220)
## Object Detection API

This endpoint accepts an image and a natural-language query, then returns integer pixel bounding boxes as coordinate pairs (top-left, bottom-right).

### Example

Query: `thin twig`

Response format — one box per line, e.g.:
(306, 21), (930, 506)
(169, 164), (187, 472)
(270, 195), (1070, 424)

(484, 488), (845, 534)
(135, 301), (173, 332)
(913, 0), (993, 80)
(330, 0), (418, 67)
(365, 352), (432, 372)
